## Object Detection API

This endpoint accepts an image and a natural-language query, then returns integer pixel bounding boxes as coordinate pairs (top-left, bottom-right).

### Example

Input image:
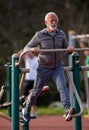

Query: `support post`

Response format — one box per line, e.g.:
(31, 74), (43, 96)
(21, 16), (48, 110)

(22, 121), (29, 130)
(72, 52), (82, 130)
(6, 62), (12, 117)
(12, 54), (19, 130)
(68, 30), (76, 105)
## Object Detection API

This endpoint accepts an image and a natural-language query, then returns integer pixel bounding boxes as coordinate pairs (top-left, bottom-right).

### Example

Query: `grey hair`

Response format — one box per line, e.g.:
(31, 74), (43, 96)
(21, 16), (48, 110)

(45, 12), (58, 21)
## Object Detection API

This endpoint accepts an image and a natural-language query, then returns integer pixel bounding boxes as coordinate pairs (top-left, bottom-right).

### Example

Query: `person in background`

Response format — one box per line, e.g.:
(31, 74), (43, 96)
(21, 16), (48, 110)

(77, 38), (89, 117)
(22, 52), (38, 117)
(77, 38), (89, 77)
(20, 12), (76, 122)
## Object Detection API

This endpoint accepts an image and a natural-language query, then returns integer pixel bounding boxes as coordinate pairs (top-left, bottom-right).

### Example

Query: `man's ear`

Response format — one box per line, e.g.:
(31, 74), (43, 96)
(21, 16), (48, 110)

(45, 20), (47, 26)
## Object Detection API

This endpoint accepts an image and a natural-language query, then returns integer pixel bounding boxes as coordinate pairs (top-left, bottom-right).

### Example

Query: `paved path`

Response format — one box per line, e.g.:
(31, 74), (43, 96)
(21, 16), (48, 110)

(0, 115), (89, 130)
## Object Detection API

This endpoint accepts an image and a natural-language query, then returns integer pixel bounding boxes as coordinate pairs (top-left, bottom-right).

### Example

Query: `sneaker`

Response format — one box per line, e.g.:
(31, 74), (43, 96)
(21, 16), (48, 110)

(22, 108), (30, 121)
(65, 107), (76, 121)
(23, 101), (26, 107)
(30, 112), (38, 118)
(19, 95), (26, 107)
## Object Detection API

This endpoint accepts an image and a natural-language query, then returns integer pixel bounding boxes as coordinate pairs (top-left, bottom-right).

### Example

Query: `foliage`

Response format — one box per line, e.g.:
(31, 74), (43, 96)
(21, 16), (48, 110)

(72, 0), (89, 8)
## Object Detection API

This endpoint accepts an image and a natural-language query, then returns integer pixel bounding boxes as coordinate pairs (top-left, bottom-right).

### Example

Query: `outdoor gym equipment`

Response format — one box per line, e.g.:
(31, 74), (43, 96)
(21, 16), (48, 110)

(19, 67), (50, 93)
(14, 49), (86, 130)
(0, 55), (50, 130)
(29, 86), (50, 93)
(1, 47), (89, 130)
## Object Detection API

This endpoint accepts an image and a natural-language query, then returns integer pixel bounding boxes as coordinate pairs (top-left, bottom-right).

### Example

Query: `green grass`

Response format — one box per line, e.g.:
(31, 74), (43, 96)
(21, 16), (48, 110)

(0, 108), (8, 115)
(38, 107), (65, 116)
(37, 107), (88, 116)
(0, 107), (88, 116)
(83, 107), (88, 115)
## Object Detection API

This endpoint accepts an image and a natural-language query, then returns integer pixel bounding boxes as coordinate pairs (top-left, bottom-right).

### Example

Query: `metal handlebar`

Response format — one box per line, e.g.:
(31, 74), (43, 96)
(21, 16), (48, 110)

(19, 68), (29, 92)
(72, 34), (89, 39)
(66, 71), (84, 118)
(0, 96), (25, 108)
(16, 48), (89, 66)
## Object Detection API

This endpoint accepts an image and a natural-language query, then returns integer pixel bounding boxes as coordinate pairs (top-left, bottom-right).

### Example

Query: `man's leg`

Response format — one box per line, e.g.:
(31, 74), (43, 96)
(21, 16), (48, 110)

(22, 65), (53, 121)
(52, 63), (76, 121)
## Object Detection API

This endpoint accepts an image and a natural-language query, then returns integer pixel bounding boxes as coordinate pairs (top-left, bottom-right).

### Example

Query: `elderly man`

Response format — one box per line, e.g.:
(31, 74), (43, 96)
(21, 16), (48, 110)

(21, 12), (76, 121)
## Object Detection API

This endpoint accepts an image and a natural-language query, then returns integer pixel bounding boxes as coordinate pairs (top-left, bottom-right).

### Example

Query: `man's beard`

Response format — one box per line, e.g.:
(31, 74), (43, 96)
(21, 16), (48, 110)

(48, 24), (57, 31)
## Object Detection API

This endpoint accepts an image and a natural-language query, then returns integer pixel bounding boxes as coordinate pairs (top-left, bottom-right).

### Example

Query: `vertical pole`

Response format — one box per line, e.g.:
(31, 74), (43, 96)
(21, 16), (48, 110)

(72, 52), (82, 130)
(22, 121), (29, 130)
(6, 62), (12, 117)
(68, 30), (76, 105)
(12, 54), (19, 130)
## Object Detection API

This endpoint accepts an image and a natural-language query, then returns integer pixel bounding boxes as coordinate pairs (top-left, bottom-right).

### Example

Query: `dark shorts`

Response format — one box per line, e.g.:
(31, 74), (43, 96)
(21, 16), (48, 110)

(23, 80), (34, 96)
(23, 80), (39, 106)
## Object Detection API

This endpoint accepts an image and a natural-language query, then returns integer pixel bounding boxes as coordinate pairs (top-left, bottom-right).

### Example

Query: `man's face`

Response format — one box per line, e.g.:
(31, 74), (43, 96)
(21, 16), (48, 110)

(45, 14), (58, 32)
